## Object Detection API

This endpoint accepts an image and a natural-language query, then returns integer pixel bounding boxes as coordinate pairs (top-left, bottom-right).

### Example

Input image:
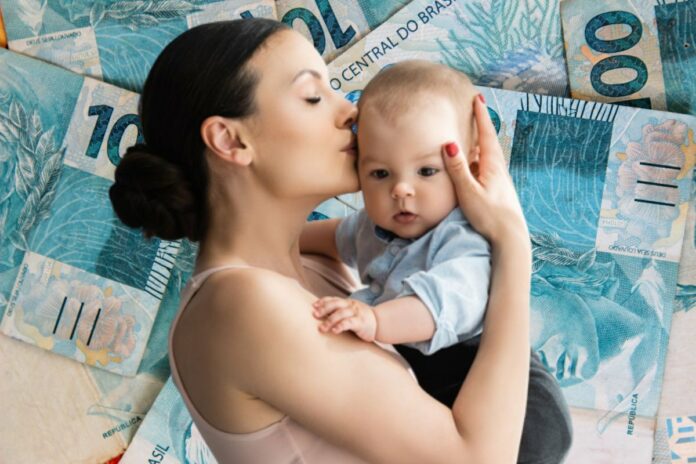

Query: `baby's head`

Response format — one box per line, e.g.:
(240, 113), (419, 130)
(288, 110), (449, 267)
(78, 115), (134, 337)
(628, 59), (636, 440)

(356, 60), (478, 240)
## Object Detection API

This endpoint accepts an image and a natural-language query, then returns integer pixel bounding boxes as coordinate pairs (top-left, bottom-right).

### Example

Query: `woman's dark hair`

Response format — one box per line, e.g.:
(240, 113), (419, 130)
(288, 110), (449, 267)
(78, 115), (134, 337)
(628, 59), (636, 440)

(109, 18), (289, 242)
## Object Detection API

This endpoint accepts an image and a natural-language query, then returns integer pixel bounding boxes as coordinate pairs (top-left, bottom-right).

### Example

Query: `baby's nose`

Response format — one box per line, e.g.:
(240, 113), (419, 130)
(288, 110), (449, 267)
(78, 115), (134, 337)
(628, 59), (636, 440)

(391, 182), (415, 199)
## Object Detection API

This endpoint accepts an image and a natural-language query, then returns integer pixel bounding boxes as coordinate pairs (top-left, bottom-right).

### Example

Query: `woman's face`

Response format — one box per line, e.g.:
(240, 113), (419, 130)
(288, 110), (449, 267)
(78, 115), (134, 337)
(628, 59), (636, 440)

(244, 30), (359, 200)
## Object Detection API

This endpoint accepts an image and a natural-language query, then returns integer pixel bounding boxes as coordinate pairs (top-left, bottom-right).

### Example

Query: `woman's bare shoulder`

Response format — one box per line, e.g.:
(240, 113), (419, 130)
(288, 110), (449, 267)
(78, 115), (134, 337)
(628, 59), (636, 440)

(201, 266), (317, 348)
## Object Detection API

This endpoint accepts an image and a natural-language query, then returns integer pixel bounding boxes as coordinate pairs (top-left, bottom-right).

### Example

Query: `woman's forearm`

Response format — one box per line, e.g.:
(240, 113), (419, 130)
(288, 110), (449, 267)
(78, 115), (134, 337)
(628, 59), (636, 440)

(299, 218), (341, 260)
(451, 229), (532, 463)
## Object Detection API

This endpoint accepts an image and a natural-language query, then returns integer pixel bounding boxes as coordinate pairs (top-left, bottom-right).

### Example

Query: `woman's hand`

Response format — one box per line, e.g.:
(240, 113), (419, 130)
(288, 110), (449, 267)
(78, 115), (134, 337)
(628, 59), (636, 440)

(312, 296), (377, 342)
(442, 95), (529, 246)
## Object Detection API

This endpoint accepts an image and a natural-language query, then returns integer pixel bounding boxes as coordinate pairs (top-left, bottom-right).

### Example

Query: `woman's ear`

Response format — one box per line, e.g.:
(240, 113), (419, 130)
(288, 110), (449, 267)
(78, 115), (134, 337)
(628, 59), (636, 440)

(200, 115), (253, 166)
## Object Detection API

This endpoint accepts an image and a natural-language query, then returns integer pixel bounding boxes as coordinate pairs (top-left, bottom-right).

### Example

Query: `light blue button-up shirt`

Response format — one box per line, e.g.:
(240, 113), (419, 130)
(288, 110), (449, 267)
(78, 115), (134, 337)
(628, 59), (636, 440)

(335, 207), (491, 355)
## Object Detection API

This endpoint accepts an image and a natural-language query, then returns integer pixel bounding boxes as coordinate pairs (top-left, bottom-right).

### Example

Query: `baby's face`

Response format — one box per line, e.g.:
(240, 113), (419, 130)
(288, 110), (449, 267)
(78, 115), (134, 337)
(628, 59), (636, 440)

(357, 96), (468, 239)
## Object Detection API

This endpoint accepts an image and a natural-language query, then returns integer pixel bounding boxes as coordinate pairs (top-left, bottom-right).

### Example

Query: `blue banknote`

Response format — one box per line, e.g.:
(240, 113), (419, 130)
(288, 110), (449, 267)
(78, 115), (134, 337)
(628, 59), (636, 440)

(327, 0), (569, 97)
(0, 0), (276, 92)
(120, 377), (218, 464)
(0, 49), (184, 376)
(0, 48), (204, 463)
(652, 174), (696, 464)
(276, 0), (408, 61)
(562, 0), (696, 116)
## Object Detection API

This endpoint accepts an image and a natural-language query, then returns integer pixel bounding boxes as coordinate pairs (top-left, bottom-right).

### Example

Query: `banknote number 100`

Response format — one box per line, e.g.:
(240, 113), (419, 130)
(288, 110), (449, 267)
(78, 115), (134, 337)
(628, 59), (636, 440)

(585, 11), (649, 106)
(87, 105), (144, 165)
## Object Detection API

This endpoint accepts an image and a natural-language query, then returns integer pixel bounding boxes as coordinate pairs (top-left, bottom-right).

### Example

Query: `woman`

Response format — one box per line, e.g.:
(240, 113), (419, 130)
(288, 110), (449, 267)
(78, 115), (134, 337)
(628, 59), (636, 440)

(109, 18), (532, 463)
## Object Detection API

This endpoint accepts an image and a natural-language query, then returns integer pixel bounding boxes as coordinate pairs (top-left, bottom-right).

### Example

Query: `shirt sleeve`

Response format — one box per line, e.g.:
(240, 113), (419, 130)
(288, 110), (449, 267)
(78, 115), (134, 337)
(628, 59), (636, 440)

(398, 222), (492, 355)
(334, 210), (366, 268)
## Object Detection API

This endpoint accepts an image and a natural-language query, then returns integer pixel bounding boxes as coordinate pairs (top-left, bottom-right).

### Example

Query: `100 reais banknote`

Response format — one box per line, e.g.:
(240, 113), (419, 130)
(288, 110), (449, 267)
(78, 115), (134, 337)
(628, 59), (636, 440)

(562, 0), (696, 115)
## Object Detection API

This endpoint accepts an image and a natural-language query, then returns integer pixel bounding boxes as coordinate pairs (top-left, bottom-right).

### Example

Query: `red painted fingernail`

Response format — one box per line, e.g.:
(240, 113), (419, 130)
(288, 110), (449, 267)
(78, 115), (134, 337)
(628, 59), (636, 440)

(478, 93), (486, 104)
(445, 142), (459, 157)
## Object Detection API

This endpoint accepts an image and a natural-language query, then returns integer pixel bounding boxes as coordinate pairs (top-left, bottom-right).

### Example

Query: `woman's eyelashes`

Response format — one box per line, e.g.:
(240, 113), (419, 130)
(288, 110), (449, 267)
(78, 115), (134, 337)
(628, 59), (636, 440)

(305, 95), (321, 104)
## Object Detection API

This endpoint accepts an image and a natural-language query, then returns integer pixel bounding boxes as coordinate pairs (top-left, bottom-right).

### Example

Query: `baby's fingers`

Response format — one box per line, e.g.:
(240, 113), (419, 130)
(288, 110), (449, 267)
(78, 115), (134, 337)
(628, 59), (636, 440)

(318, 307), (357, 332)
(312, 297), (350, 318)
(329, 318), (360, 334)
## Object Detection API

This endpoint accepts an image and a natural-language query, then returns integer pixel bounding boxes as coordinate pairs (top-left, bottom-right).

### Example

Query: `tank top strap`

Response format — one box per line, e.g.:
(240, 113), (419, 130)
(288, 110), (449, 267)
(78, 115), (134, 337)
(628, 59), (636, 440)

(187, 264), (257, 290)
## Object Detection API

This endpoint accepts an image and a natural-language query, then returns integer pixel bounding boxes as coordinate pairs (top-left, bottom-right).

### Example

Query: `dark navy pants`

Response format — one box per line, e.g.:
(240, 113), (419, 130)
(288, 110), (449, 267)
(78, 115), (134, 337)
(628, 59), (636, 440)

(395, 335), (573, 464)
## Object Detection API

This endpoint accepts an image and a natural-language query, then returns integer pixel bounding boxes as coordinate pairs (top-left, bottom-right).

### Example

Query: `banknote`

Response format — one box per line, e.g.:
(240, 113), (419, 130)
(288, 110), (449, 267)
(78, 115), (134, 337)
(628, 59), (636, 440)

(0, 0), (276, 92)
(327, 0), (568, 97)
(120, 378), (217, 464)
(276, 0), (408, 61)
(0, 45), (203, 464)
(652, 174), (696, 464)
(0, 48), (183, 376)
(0, 241), (201, 464)
(561, 0), (696, 115)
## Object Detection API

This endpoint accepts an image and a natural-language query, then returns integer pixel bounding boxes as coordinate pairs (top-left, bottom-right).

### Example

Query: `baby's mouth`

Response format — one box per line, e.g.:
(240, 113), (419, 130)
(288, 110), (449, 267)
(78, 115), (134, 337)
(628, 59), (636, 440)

(393, 212), (418, 223)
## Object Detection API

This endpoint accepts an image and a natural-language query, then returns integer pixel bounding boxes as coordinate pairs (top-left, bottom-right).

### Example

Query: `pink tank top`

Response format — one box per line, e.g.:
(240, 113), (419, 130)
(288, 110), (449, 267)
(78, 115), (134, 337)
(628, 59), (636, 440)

(168, 258), (414, 463)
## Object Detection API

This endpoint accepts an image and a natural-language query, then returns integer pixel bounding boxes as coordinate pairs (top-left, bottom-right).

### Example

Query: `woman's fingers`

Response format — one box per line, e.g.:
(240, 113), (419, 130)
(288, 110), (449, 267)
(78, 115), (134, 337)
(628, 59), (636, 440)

(473, 94), (505, 169)
(441, 141), (478, 194)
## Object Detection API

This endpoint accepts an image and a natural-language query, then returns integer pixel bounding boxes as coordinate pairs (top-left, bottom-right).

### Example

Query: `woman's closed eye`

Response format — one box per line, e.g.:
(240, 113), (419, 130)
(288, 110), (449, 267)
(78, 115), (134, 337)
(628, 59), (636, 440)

(418, 167), (439, 177)
(305, 96), (322, 104)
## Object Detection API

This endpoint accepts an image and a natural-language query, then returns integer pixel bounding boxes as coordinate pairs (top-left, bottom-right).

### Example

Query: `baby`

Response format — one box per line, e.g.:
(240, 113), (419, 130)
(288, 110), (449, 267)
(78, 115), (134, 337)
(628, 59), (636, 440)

(300, 60), (573, 463)
(303, 60), (489, 356)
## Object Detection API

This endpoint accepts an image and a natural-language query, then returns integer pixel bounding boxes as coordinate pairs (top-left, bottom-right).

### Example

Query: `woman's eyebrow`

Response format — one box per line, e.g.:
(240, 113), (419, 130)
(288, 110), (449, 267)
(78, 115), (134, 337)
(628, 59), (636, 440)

(292, 69), (322, 83)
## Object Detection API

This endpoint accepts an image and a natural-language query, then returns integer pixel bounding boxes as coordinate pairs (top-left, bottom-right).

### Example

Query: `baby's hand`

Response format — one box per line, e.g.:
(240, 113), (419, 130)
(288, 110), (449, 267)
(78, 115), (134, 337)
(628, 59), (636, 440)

(312, 297), (377, 342)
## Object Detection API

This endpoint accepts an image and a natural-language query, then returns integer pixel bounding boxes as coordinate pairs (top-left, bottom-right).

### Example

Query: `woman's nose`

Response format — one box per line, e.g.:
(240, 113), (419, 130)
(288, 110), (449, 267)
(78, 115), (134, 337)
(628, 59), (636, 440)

(391, 182), (415, 199)
(337, 96), (358, 129)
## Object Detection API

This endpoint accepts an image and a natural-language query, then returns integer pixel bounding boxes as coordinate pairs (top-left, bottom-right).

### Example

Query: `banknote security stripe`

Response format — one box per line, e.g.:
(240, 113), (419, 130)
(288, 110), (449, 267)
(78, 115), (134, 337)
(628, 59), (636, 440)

(655, 0), (696, 115)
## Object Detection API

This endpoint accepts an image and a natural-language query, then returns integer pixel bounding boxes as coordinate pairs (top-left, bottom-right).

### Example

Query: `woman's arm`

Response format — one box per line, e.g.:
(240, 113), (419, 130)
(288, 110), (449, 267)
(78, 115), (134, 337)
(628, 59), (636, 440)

(299, 218), (342, 260)
(445, 95), (531, 462)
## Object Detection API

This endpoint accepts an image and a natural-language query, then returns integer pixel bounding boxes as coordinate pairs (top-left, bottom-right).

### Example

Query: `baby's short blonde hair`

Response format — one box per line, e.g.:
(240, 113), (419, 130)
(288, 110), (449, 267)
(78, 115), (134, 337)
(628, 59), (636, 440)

(358, 60), (478, 150)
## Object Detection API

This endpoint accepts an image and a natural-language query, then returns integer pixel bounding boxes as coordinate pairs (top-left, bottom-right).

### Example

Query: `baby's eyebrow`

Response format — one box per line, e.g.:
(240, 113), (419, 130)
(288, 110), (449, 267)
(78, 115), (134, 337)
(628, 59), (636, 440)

(414, 151), (441, 161)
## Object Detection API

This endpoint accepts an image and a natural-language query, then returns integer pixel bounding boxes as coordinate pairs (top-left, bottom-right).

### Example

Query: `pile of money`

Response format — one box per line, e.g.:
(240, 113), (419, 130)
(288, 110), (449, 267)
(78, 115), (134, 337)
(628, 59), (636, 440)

(0, 1), (694, 463)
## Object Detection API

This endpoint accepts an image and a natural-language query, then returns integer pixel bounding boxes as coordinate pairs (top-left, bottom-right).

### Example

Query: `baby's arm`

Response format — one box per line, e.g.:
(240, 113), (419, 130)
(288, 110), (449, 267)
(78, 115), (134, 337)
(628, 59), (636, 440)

(400, 221), (492, 355)
(313, 295), (436, 344)
(299, 218), (341, 261)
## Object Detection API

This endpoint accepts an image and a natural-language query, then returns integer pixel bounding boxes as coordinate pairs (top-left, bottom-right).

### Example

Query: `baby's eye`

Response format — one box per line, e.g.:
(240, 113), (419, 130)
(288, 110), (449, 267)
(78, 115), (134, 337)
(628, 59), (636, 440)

(369, 169), (389, 179)
(418, 167), (439, 177)
(305, 96), (322, 104)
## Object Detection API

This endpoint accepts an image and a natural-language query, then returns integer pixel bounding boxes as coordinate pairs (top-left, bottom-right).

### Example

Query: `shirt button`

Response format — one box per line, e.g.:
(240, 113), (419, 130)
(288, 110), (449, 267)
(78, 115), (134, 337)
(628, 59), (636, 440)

(370, 282), (381, 294)
(388, 245), (400, 256)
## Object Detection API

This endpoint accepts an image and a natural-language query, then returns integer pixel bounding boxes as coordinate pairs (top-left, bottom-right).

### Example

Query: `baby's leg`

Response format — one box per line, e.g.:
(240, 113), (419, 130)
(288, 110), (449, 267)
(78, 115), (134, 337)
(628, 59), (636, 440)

(517, 350), (573, 464)
(394, 339), (573, 463)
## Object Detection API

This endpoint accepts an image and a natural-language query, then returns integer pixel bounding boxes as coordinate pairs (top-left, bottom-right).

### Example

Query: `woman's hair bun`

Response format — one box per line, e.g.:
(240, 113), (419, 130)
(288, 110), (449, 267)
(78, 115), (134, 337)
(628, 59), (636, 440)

(109, 144), (200, 241)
